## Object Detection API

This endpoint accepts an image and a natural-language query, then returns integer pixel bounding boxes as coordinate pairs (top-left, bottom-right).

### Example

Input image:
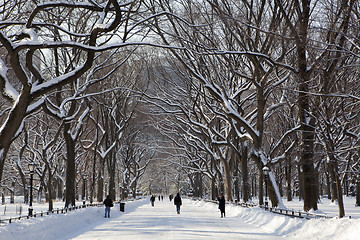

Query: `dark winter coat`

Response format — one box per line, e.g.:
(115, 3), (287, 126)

(150, 196), (156, 202)
(104, 197), (113, 207)
(218, 196), (225, 212)
(174, 194), (182, 206)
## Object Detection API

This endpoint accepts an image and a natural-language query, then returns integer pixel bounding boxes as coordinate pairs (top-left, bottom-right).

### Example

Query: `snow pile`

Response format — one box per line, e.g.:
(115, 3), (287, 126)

(189, 199), (360, 240)
(0, 199), (147, 240)
(286, 217), (360, 240)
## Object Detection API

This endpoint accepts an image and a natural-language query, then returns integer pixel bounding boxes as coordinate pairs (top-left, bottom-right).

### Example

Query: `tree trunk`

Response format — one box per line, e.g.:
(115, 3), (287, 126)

(259, 170), (264, 206)
(0, 90), (31, 182)
(57, 179), (63, 200)
(328, 161), (338, 202)
(298, 78), (318, 211)
(64, 122), (76, 208)
(356, 179), (360, 207)
(234, 173), (239, 202)
(328, 155), (345, 217)
(10, 181), (15, 203)
(268, 174), (279, 208)
(298, 70), (318, 211)
(97, 176), (104, 202)
(211, 177), (217, 200)
(17, 165), (29, 203)
(241, 144), (250, 202)
(47, 180), (53, 211)
(252, 176), (257, 198)
(286, 156), (292, 201)
(221, 157), (233, 202)
(108, 157), (116, 201)
(325, 171), (331, 199)
(297, 165), (303, 200)
(90, 153), (96, 203)
(336, 175), (345, 218)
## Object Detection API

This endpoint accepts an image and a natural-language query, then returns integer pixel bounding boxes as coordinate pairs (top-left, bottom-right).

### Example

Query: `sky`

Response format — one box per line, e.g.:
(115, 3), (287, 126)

(1, 197), (360, 240)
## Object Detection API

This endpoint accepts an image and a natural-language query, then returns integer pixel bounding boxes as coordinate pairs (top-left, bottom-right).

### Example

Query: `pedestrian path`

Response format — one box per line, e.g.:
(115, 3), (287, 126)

(68, 198), (280, 240)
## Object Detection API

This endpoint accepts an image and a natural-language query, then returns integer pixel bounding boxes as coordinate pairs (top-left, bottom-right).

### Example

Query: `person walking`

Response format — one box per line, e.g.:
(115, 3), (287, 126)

(218, 195), (226, 218)
(150, 195), (155, 207)
(174, 193), (182, 214)
(103, 195), (113, 218)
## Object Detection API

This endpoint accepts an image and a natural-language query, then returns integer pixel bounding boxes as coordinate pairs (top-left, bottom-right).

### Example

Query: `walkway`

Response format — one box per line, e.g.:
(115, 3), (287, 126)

(67, 198), (280, 240)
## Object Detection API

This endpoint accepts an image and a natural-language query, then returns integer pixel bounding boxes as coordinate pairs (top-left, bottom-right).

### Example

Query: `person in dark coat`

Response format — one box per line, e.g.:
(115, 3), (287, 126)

(218, 195), (225, 217)
(103, 195), (113, 218)
(150, 195), (156, 207)
(174, 193), (182, 214)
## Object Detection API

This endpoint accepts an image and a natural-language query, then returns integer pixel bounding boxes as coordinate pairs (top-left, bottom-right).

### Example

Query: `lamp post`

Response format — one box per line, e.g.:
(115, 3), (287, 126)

(262, 166), (269, 209)
(28, 162), (36, 216)
(82, 173), (87, 205)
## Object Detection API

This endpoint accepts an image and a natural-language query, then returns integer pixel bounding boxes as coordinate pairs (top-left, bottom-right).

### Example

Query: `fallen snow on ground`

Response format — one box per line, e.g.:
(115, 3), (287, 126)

(0, 197), (359, 240)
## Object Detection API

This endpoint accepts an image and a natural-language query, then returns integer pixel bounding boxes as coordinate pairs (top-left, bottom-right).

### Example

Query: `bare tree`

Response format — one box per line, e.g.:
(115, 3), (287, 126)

(0, 0), (129, 182)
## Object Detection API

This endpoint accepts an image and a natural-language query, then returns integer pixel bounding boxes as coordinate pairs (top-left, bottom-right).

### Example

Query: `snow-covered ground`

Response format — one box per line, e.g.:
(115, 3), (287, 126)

(0, 197), (359, 239)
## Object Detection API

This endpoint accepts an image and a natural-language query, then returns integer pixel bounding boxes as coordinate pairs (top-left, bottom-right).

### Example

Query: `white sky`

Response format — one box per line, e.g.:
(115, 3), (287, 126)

(1, 197), (360, 240)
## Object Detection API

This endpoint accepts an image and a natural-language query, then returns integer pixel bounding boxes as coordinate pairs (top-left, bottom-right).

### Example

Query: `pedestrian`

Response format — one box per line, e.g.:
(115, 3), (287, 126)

(218, 194), (225, 218)
(161, 195), (164, 201)
(150, 195), (155, 207)
(158, 195), (161, 201)
(174, 193), (182, 214)
(103, 195), (113, 218)
(169, 194), (173, 201)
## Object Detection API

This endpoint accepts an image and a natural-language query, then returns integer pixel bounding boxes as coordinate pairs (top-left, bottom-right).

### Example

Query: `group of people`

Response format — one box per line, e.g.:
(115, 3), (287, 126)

(150, 193), (183, 214)
(151, 192), (225, 217)
(103, 192), (226, 218)
(150, 194), (165, 206)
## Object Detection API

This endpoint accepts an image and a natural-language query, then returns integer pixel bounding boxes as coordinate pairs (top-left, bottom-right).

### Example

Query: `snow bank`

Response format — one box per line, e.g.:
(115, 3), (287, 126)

(286, 217), (360, 240)
(0, 199), (147, 240)
(188, 199), (360, 240)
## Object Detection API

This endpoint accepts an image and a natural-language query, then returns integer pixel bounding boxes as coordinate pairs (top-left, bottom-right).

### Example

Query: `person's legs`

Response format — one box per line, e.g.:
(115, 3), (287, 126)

(105, 206), (110, 218)
(176, 205), (180, 214)
(221, 210), (225, 218)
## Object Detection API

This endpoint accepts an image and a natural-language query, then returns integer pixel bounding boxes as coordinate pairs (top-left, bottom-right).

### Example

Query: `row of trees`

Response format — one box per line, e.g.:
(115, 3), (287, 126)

(1, 0), (360, 219)
(143, 0), (360, 218)
(0, 0), (158, 210)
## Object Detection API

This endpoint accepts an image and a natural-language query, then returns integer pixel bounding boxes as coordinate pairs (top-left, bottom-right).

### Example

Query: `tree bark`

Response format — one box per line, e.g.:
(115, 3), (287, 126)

(356, 179), (360, 207)
(286, 156), (292, 201)
(221, 157), (233, 202)
(64, 122), (76, 208)
(241, 144), (250, 202)
(259, 170), (264, 206)
(97, 175), (104, 202)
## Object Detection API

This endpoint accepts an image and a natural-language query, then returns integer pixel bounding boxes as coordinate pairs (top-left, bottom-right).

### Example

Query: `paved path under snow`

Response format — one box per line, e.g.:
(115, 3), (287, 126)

(67, 199), (279, 240)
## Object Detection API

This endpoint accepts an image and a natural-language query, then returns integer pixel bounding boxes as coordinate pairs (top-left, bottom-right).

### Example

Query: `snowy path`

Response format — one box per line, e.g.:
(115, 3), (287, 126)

(2, 197), (360, 240)
(66, 199), (280, 240)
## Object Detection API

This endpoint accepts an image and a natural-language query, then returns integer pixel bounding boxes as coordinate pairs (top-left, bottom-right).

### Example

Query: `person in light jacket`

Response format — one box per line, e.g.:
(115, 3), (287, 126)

(174, 193), (182, 214)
